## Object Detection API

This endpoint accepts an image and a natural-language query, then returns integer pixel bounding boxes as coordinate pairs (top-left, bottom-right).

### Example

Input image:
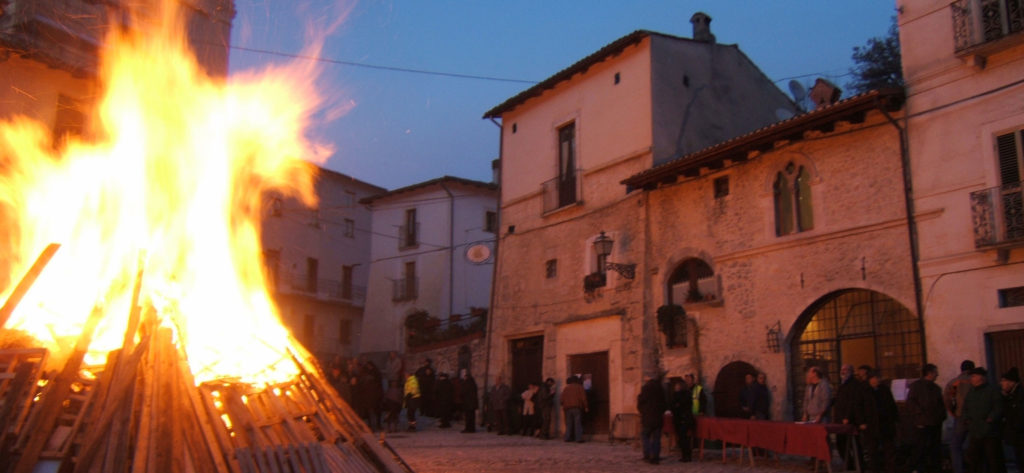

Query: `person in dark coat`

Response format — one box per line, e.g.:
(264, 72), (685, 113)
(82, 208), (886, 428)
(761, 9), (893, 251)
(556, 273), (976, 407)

(669, 378), (694, 462)
(740, 372), (771, 420)
(489, 376), (511, 435)
(434, 372), (455, 428)
(537, 378), (556, 439)
(638, 372), (668, 464)
(834, 364), (876, 471)
(382, 380), (403, 433)
(964, 367), (1005, 473)
(867, 371), (898, 473)
(905, 363), (947, 473)
(752, 372), (771, 420)
(459, 369), (479, 433)
(357, 361), (383, 431)
(1000, 367), (1024, 470)
(415, 359), (435, 417)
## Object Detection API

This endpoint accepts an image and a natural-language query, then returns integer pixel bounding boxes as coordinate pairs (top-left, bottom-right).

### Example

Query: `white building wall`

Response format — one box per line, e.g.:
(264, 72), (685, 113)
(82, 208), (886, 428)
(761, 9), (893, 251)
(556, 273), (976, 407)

(898, 0), (1024, 382)
(361, 180), (497, 355)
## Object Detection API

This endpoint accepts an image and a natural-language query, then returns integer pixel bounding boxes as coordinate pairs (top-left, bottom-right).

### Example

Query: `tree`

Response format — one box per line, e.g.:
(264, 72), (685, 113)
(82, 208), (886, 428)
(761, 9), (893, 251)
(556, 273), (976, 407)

(847, 17), (903, 94)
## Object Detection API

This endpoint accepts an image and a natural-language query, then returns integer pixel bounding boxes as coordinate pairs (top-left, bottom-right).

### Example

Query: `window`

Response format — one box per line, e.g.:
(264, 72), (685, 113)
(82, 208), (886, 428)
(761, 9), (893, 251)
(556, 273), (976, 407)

(996, 130), (1023, 240)
(953, 0), (1024, 52)
(52, 94), (84, 149)
(545, 259), (557, 279)
(668, 258), (716, 304)
(263, 249), (280, 289)
(400, 209), (418, 249)
(558, 122), (577, 207)
(484, 211), (498, 233)
(714, 176), (729, 198)
(306, 257), (318, 293)
(393, 261), (417, 301)
(341, 265), (353, 300)
(344, 218), (355, 238)
(774, 162), (813, 236)
(310, 207), (321, 228)
(338, 319), (352, 345)
(270, 197), (283, 217)
(999, 286), (1024, 308)
(303, 314), (315, 347)
(343, 190), (356, 207)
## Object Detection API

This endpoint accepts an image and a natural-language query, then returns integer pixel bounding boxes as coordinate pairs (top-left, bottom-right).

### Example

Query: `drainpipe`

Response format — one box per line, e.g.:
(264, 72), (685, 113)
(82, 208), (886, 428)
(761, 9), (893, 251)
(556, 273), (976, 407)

(483, 116), (503, 397)
(439, 182), (456, 325)
(877, 95), (927, 359)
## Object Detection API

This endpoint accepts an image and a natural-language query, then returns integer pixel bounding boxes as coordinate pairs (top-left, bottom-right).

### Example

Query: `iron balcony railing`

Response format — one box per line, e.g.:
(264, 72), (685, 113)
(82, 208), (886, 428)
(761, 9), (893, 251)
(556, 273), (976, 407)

(970, 181), (1024, 248)
(541, 169), (583, 214)
(953, 0), (1024, 53)
(272, 272), (366, 305)
(391, 277), (418, 302)
(398, 223), (419, 250)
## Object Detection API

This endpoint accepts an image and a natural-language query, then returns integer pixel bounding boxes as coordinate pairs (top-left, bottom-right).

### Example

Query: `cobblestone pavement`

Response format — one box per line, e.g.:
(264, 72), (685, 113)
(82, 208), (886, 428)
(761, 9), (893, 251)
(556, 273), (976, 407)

(384, 417), (821, 473)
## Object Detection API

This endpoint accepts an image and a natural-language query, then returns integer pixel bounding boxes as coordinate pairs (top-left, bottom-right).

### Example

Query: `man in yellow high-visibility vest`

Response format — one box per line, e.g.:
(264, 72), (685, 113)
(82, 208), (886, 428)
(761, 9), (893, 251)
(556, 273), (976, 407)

(404, 374), (421, 432)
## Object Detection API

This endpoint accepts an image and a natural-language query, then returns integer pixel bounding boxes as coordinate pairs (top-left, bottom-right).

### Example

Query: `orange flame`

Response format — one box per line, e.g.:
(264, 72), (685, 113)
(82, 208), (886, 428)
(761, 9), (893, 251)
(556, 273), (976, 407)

(0, 2), (331, 384)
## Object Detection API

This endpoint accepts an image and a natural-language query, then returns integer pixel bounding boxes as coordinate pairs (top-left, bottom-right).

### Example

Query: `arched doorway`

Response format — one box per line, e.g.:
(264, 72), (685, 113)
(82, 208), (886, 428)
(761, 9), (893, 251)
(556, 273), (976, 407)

(713, 361), (758, 418)
(789, 289), (923, 417)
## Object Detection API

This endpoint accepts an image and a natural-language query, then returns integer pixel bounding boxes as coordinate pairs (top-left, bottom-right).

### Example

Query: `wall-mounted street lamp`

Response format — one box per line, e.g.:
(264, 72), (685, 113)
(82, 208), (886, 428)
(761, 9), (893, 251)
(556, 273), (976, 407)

(593, 231), (637, 279)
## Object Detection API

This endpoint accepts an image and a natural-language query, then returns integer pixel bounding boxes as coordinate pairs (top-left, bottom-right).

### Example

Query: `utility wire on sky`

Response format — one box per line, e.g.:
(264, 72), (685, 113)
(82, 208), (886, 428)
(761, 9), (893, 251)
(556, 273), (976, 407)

(230, 45), (539, 84)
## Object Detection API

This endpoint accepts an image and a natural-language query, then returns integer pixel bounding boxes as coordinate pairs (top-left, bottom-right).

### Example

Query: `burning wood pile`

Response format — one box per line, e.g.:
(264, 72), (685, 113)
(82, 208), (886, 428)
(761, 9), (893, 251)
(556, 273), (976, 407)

(0, 248), (411, 473)
(0, 2), (411, 472)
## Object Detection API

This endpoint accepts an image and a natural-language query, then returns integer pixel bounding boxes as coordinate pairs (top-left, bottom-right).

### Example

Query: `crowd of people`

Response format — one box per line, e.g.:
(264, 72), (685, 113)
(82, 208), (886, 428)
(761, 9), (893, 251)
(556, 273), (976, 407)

(329, 352), (1023, 472)
(797, 360), (1024, 473)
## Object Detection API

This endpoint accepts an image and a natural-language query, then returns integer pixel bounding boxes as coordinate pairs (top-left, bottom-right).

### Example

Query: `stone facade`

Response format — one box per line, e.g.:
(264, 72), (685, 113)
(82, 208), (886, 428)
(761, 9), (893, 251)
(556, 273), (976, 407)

(641, 102), (916, 420)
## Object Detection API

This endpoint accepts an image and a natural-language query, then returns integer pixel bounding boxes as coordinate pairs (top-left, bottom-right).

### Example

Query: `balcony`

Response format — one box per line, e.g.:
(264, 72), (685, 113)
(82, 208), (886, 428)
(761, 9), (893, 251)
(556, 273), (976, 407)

(970, 181), (1024, 248)
(398, 223), (419, 250)
(541, 170), (583, 214)
(272, 272), (366, 305)
(391, 277), (418, 302)
(953, 0), (1024, 56)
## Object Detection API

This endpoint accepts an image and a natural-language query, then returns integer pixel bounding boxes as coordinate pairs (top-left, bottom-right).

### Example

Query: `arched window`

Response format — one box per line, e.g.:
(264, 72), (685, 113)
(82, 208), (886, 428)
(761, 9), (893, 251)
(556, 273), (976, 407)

(789, 289), (923, 417)
(774, 162), (814, 236)
(668, 258), (716, 304)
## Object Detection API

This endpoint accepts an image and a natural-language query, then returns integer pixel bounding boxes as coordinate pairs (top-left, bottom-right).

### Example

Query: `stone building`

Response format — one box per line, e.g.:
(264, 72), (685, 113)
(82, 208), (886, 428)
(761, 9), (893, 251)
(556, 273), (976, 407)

(897, 0), (1024, 381)
(261, 166), (384, 361)
(482, 14), (798, 435)
(0, 0), (235, 132)
(359, 176), (498, 364)
(622, 89), (918, 421)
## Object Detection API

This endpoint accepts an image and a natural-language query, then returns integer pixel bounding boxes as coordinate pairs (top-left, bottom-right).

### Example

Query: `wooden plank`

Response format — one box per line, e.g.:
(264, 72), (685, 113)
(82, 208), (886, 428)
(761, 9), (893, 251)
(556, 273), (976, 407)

(175, 348), (230, 473)
(11, 305), (102, 473)
(70, 335), (151, 473)
(0, 243), (60, 329)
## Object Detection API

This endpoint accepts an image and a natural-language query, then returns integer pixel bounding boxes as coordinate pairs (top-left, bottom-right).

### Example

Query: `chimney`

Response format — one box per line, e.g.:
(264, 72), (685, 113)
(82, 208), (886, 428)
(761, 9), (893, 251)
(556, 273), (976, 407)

(690, 12), (715, 44)
(808, 78), (842, 110)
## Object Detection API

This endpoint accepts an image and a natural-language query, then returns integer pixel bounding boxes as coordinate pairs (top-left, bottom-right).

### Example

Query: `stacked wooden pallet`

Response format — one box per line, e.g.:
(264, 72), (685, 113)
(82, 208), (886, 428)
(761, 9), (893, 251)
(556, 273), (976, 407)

(0, 246), (412, 473)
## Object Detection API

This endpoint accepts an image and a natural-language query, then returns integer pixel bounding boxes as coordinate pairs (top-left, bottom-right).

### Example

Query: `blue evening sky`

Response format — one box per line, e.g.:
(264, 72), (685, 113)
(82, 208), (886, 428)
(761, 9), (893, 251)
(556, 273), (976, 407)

(229, 1), (897, 190)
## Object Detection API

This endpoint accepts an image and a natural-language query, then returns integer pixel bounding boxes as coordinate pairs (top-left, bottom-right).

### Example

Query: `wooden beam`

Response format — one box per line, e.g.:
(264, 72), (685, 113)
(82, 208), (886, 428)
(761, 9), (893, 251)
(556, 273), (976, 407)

(0, 243), (60, 329)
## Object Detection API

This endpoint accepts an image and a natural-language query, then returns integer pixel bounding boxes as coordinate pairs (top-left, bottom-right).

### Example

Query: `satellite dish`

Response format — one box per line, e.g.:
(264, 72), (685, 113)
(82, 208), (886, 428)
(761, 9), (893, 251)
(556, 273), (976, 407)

(788, 79), (808, 112)
(775, 108), (795, 121)
(465, 244), (492, 264)
(788, 80), (807, 103)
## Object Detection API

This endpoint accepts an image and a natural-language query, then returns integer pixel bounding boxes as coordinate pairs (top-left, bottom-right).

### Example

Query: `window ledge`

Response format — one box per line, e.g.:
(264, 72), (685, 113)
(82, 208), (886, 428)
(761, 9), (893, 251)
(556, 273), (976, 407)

(542, 200), (583, 218)
(683, 299), (723, 309)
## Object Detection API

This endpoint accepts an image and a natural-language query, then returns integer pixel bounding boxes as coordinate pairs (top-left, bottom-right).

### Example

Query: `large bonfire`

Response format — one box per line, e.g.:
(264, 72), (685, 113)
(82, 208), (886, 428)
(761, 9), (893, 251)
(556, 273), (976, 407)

(0, 2), (405, 472)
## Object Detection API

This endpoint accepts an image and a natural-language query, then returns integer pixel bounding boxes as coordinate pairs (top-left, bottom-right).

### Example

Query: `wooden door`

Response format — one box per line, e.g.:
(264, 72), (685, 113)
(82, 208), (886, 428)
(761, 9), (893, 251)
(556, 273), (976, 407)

(568, 351), (609, 434)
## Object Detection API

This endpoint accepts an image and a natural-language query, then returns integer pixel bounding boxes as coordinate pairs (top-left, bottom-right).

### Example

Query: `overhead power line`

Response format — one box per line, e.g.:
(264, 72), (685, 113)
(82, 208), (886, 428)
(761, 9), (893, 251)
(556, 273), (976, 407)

(230, 45), (539, 85)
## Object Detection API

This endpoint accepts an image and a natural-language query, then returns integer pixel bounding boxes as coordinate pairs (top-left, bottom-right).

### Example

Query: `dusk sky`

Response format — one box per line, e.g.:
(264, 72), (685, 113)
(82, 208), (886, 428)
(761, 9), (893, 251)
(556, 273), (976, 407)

(229, 1), (898, 190)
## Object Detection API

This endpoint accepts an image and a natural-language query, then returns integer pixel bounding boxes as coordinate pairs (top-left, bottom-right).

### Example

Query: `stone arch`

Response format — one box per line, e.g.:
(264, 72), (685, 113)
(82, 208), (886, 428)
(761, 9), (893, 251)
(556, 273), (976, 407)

(787, 289), (923, 418)
(712, 360), (758, 418)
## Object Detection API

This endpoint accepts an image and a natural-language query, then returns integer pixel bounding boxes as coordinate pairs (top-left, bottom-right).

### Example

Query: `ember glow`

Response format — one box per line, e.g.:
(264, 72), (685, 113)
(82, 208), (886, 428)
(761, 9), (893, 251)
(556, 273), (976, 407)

(0, 2), (330, 384)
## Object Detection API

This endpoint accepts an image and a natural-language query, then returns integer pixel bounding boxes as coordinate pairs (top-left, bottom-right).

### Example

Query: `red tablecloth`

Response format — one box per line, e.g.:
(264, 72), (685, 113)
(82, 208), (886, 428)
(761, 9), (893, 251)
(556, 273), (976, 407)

(695, 418), (853, 463)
